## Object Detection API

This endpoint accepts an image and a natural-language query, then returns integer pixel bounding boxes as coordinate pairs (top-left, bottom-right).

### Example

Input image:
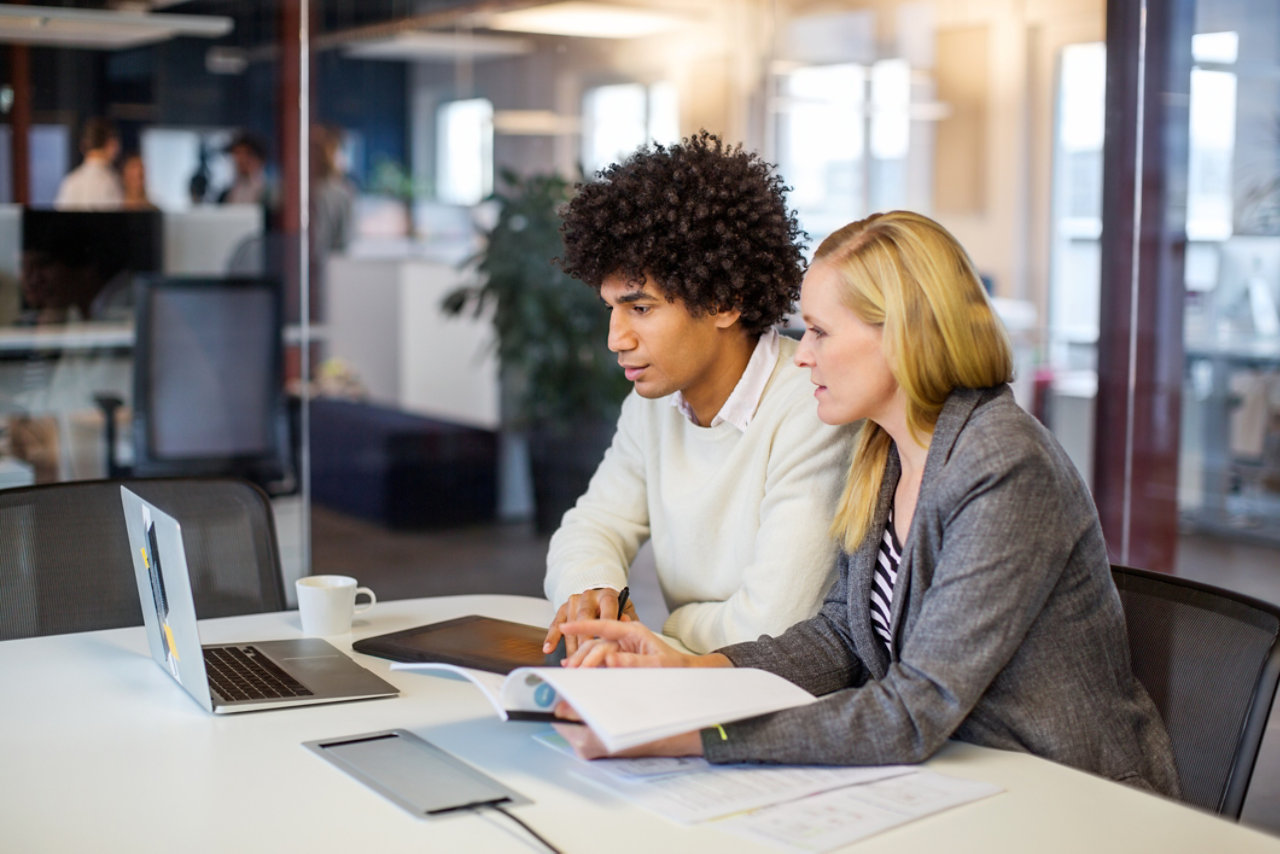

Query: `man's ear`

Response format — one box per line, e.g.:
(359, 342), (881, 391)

(713, 307), (742, 330)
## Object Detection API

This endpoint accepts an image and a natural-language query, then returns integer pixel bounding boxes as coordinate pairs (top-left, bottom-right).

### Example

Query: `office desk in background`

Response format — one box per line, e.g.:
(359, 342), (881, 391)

(0, 320), (323, 355)
(2, 594), (1276, 853)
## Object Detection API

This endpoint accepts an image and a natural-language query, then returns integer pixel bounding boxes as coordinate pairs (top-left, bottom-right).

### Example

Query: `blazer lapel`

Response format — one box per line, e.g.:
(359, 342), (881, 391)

(883, 386), (998, 660)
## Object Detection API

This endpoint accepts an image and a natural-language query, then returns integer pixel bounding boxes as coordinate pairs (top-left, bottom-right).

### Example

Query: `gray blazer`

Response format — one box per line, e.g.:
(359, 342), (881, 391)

(703, 385), (1179, 796)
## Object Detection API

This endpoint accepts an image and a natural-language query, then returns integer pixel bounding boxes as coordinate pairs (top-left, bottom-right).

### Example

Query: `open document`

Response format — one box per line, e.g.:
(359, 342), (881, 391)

(720, 769), (1002, 852)
(536, 730), (1001, 851)
(536, 730), (916, 823)
(389, 662), (819, 753)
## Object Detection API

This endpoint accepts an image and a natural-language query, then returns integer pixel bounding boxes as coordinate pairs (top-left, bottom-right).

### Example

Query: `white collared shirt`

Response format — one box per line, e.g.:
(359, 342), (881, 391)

(671, 327), (781, 431)
(54, 159), (123, 210)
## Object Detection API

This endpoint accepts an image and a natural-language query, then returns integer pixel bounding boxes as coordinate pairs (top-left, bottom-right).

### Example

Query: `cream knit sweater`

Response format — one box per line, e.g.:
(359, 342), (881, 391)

(544, 336), (855, 653)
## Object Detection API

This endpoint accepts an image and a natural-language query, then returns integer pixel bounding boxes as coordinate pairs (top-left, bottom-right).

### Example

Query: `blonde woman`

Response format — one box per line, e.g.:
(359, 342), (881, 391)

(554, 211), (1179, 796)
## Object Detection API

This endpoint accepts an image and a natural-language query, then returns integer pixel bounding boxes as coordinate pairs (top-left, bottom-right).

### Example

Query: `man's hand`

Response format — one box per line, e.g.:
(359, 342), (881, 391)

(543, 587), (638, 656)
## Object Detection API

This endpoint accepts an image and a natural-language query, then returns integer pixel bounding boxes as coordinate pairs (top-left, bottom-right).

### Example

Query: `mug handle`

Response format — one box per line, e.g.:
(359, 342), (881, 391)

(353, 586), (377, 615)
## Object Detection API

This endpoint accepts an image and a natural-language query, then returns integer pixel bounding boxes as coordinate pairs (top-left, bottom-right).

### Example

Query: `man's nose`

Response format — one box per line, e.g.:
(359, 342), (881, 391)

(607, 310), (634, 352)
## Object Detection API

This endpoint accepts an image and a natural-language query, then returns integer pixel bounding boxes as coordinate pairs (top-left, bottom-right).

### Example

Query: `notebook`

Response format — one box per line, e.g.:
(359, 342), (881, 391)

(120, 486), (399, 713)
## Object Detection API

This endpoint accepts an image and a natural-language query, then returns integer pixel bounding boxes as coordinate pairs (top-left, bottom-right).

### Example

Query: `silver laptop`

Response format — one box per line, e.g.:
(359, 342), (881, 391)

(120, 486), (398, 713)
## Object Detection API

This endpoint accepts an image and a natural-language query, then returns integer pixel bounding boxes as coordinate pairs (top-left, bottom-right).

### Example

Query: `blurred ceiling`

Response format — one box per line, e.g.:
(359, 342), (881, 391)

(0, 0), (712, 53)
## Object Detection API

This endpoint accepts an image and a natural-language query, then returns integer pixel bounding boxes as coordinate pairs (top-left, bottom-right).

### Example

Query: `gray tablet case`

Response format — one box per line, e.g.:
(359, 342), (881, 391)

(304, 729), (527, 816)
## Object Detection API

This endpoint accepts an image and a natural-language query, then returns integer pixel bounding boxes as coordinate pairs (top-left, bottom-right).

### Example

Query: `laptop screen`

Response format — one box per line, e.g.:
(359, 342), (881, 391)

(121, 487), (214, 710)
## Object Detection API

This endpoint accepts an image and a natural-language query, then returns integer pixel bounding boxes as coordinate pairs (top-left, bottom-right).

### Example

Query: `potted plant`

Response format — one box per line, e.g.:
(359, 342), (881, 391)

(370, 156), (431, 238)
(442, 169), (630, 532)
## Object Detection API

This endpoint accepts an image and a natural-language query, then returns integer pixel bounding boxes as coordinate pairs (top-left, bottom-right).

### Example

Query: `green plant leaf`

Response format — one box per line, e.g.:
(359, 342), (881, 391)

(441, 169), (627, 428)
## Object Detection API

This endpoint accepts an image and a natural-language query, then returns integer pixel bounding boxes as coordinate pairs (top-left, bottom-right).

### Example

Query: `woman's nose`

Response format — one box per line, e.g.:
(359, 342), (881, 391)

(794, 332), (815, 367)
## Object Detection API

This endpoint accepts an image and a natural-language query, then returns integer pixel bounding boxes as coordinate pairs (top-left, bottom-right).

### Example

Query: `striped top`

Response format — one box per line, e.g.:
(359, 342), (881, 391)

(870, 510), (901, 653)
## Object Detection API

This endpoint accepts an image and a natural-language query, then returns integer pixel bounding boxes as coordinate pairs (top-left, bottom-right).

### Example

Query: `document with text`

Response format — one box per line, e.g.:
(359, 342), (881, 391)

(720, 770), (1003, 851)
(537, 730), (917, 824)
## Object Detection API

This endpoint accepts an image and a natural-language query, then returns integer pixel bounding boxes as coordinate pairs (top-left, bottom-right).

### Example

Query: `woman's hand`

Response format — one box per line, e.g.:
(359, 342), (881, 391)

(543, 588), (639, 656)
(558, 619), (733, 669)
(551, 720), (704, 760)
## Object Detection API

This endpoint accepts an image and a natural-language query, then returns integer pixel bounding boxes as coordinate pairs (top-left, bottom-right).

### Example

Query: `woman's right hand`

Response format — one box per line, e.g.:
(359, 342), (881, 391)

(558, 619), (731, 669)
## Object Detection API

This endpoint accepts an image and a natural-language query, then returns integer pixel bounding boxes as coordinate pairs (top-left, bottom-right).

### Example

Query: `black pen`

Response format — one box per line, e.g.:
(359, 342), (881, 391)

(615, 586), (630, 620)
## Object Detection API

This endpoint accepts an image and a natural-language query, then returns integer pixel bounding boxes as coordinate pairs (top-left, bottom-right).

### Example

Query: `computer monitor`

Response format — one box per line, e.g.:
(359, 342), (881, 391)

(19, 208), (163, 322)
(128, 274), (294, 493)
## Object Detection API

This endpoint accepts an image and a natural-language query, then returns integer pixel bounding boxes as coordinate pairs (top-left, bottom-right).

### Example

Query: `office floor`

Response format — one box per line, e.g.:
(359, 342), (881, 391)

(311, 506), (1280, 837)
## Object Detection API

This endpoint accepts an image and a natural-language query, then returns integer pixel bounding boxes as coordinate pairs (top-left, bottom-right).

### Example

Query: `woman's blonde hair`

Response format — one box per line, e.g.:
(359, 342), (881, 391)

(817, 211), (1014, 551)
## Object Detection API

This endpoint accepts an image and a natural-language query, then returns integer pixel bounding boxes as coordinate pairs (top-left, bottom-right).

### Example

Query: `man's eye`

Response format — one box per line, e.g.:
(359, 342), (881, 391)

(632, 305), (651, 315)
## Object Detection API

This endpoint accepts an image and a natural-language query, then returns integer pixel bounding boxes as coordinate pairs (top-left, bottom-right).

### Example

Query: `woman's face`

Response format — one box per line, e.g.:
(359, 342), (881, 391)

(122, 156), (145, 193)
(794, 260), (901, 427)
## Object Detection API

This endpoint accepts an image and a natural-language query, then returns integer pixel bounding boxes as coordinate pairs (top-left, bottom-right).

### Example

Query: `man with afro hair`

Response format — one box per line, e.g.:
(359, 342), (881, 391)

(542, 131), (855, 655)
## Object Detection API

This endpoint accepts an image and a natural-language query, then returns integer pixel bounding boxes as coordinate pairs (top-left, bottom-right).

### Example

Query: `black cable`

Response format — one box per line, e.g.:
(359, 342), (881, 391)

(487, 802), (562, 854)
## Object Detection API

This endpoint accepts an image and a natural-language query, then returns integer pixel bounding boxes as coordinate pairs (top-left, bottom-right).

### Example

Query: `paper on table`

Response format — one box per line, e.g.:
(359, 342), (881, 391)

(720, 769), (1003, 852)
(536, 730), (917, 824)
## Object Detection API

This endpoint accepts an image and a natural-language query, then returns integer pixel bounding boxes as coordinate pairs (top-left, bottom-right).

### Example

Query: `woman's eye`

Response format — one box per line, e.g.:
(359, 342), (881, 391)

(807, 326), (824, 338)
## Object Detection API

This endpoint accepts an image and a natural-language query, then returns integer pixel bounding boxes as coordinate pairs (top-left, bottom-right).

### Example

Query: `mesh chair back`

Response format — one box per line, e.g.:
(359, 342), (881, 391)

(1113, 565), (1280, 817)
(129, 275), (295, 495)
(0, 478), (285, 641)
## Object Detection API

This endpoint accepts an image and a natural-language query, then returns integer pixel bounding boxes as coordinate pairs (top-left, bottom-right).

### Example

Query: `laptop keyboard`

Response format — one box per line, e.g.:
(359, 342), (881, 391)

(204, 645), (314, 702)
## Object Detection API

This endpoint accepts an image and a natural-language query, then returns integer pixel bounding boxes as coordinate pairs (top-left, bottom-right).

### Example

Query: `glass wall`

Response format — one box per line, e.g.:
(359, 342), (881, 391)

(11, 0), (1272, 602)
(0, 1), (312, 593)
(1093, 0), (1280, 595)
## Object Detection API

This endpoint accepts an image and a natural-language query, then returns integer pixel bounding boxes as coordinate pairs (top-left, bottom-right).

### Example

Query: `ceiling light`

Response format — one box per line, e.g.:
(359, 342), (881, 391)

(0, 4), (231, 50)
(344, 31), (532, 62)
(205, 46), (248, 75)
(491, 109), (581, 135)
(484, 2), (691, 39)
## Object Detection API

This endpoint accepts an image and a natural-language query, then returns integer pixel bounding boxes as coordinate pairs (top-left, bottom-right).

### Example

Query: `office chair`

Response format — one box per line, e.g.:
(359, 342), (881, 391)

(1112, 564), (1280, 818)
(0, 477), (285, 641)
(97, 274), (296, 495)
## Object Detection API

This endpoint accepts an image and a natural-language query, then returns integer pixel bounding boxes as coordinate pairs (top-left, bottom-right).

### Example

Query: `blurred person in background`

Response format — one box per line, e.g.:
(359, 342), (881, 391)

(121, 152), (158, 211)
(218, 130), (273, 207)
(54, 117), (123, 210)
(311, 124), (355, 256)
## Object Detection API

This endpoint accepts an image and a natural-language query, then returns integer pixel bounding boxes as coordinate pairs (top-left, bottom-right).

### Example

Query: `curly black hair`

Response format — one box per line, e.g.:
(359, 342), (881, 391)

(558, 130), (806, 336)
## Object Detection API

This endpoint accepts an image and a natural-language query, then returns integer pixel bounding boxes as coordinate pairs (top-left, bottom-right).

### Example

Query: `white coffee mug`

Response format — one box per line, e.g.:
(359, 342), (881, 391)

(296, 575), (376, 637)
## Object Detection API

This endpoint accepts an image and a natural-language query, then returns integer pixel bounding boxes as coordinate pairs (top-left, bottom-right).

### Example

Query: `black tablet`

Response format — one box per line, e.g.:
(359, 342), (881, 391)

(352, 614), (564, 673)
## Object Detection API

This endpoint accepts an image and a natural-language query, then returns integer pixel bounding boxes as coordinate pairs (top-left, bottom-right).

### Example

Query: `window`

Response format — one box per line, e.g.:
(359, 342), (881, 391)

(1048, 41), (1106, 370)
(1186, 32), (1238, 240)
(436, 98), (493, 205)
(581, 82), (678, 177)
(774, 59), (920, 244)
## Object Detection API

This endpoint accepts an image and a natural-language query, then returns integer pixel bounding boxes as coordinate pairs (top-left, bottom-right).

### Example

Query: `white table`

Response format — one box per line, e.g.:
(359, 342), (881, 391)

(2, 595), (1276, 853)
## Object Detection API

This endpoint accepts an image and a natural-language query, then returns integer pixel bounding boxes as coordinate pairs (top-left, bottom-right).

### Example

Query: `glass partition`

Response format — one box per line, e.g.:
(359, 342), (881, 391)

(14, 0), (1269, 603)
(0, 1), (310, 596)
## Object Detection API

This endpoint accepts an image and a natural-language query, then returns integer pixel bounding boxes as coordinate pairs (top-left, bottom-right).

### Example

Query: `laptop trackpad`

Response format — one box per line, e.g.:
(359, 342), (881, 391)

(255, 638), (396, 695)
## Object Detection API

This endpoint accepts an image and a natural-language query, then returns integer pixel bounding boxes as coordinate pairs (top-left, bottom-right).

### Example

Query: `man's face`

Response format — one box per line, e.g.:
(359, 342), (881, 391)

(601, 273), (742, 409)
(230, 144), (261, 177)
